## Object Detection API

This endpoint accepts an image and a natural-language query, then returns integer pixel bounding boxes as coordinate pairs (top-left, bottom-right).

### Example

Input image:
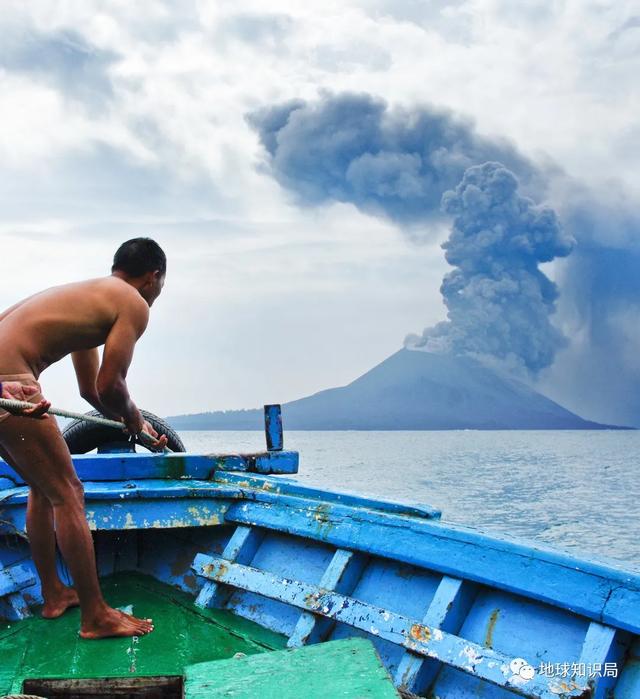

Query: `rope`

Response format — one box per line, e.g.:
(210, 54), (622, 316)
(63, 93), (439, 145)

(0, 398), (168, 452)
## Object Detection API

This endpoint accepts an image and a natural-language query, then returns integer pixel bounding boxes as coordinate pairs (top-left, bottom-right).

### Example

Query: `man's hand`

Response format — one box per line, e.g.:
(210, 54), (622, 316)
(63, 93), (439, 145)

(140, 420), (168, 451)
(122, 409), (145, 438)
(0, 382), (51, 419)
(122, 413), (168, 451)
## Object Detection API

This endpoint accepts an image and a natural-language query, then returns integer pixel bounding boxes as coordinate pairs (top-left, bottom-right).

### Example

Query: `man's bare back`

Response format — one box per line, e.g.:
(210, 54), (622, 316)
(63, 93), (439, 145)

(0, 277), (148, 377)
(0, 238), (167, 639)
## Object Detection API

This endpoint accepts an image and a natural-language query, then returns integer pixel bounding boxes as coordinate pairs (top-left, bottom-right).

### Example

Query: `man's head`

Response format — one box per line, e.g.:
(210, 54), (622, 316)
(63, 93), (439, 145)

(112, 238), (166, 307)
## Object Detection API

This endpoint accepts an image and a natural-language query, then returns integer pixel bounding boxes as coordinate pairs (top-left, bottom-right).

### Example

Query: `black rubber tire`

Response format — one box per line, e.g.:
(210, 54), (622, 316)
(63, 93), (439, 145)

(62, 409), (186, 454)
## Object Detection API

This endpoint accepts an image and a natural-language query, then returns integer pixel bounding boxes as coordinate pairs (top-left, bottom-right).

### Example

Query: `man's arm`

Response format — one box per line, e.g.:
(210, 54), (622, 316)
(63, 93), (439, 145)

(96, 300), (149, 436)
(71, 349), (120, 420)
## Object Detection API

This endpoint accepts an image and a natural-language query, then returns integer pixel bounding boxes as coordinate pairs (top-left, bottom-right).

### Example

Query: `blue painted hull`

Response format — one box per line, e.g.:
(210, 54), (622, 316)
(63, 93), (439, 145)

(1, 447), (639, 698)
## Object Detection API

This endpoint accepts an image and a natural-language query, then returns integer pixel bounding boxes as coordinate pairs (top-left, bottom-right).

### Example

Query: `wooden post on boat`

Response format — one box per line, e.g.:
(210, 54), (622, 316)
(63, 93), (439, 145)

(264, 404), (283, 451)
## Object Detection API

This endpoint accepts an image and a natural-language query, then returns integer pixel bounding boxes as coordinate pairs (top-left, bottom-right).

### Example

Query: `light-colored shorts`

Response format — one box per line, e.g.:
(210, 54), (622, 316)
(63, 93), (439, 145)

(0, 373), (44, 424)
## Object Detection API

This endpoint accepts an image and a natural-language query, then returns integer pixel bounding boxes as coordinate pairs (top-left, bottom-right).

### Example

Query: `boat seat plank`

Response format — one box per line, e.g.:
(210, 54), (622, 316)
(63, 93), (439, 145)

(184, 637), (399, 698)
(195, 525), (265, 609)
(193, 555), (591, 698)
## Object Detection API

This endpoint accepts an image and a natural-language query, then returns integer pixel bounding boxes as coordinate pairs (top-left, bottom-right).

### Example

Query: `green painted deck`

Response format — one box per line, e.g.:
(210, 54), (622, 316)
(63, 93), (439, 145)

(0, 572), (286, 696)
(185, 638), (399, 698)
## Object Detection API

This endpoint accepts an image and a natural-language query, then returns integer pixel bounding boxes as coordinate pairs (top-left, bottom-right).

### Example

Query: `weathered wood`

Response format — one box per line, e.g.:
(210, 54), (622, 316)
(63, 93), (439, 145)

(0, 563), (34, 621)
(264, 404), (283, 451)
(394, 576), (476, 694)
(3, 458), (638, 639)
(224, 496), (640, 635)
(195, 525), (265, 609)
(0, 449), (299, 483)
(2, 479), (241, 504)
(23, 675), (183, 697)
(579, 622), (617, 666)
(184, 638), (399, 698)
(0, 591), (32, 621)
(216, 471), (441, 519)
(577, 621), (626, 699)
(193, 555), (590, 698)
(288, 548), (367, 647)
(1, 485), (232, 533)
(0, 563), (35, 597)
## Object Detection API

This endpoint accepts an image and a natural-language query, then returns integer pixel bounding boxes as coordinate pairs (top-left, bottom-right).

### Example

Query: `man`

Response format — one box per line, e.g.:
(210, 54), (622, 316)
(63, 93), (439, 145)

(0, 238), (169, 639)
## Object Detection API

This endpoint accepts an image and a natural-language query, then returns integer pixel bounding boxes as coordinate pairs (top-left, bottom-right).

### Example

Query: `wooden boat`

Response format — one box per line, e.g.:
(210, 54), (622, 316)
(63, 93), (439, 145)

(0, 406), (638, 698)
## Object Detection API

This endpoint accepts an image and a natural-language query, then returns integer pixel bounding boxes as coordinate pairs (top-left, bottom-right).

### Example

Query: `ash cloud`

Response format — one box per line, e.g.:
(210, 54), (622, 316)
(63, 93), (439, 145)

(535, 186), (640, 425)
(248, 91), (640, 422)
(247, 92), (538, 226)
(406, 162), (574, 374)
(248, 92), (569, 376)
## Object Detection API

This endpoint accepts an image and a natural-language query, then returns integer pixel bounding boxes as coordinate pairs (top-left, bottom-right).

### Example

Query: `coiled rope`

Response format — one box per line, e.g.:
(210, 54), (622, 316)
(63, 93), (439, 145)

(0, 398), (168, 452)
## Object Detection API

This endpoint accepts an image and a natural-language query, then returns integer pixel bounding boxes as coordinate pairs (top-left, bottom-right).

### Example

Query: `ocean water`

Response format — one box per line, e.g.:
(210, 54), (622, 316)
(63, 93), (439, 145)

(179, 429), (640, 573)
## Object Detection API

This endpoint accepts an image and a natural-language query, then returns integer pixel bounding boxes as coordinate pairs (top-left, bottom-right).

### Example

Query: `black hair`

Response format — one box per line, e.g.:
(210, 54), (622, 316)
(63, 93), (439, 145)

(112, 238), (166, 277)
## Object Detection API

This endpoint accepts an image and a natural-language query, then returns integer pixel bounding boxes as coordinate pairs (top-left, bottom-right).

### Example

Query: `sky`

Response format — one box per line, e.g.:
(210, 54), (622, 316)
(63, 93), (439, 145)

(0, 1), (639, 425)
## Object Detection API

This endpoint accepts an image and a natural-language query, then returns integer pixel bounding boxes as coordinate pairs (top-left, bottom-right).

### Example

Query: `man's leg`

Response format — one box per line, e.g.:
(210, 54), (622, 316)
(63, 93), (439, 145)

(0, 442), (78, 617)
(0, 415), (153, 638)
(28, 488), (81, 617)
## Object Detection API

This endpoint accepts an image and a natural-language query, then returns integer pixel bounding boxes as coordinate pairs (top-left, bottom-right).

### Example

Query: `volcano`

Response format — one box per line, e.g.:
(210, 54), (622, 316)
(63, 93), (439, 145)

(167, 349), (620, 430)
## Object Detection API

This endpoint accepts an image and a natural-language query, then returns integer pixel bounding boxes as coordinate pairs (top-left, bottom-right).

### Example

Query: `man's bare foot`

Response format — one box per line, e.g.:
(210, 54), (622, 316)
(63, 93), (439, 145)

(42, 586), (80, 619)
(80, 607), (154, 640)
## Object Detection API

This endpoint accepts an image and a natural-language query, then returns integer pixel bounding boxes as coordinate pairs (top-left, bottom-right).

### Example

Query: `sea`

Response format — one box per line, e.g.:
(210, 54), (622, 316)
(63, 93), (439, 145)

(179, 429), (640, 573)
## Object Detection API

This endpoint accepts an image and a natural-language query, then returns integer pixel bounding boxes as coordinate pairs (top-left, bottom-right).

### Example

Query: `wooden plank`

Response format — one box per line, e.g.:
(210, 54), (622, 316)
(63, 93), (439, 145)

(264, 404), (283, 451)
(394, 576), (476, 694)
(193, 555), (590, 698)
(1, 497), (230, 534)
(0, 450), (299, 484)
(0, 564), (34, 621)
(184, 637), (399, 699)
(24, 676), (182, 697)
(224, 497), (640, 635)
(288, 548), (367, 647)
(1, 479), (242, 504)
(0, 592), (32, 621)
(575, 621), (626, 699)
(195, 525), (265, 609)
(216, 471), (441, 519)
(244, 451), (299, 474)
(579, 622), (617, 665)
(0, 480), (242, 534)
(0, 564), (35, 597)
